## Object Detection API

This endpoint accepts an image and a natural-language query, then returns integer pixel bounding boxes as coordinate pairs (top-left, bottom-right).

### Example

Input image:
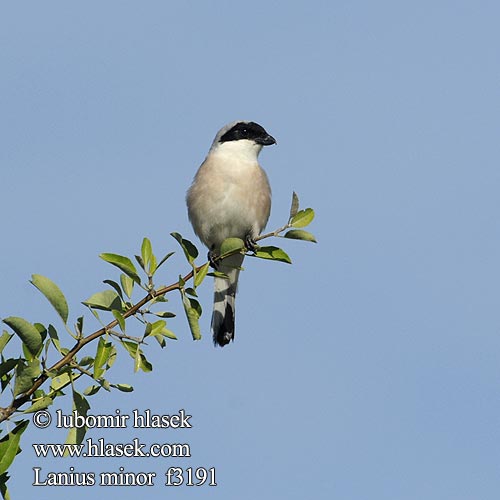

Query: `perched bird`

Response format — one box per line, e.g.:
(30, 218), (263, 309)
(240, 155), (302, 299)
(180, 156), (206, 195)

(186, 121), (276, 347)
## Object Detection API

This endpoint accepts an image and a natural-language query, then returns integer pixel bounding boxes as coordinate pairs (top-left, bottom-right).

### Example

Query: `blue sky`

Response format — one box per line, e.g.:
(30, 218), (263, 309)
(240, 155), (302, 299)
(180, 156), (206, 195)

(1, 1), (499, 499)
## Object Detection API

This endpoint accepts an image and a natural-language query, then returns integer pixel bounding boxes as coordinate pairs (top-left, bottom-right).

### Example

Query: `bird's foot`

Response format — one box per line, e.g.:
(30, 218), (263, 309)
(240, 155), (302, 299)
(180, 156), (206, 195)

(244, 235), (259, 254)
(208, 249), (220, 269)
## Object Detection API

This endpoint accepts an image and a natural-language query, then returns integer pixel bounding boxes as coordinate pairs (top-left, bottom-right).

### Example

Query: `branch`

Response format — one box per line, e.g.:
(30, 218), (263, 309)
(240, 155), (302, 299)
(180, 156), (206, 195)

(1, 189), (317, 426)
(0, 226), (287, 423)
(254, 222), (291, 242)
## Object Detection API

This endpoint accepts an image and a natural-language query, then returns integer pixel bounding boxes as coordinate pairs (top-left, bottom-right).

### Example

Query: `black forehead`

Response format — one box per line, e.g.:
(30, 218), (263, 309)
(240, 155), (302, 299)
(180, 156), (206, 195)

(219, 122), (268, 143)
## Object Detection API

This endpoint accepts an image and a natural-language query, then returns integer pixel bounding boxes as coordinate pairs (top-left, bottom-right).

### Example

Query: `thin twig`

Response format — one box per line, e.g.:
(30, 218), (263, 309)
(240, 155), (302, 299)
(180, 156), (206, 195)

(254, 222), (291, 242)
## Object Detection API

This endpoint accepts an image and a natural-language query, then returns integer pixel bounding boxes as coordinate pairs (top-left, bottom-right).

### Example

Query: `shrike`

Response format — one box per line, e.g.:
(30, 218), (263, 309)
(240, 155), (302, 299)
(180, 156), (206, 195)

(186, 121), (275, 347)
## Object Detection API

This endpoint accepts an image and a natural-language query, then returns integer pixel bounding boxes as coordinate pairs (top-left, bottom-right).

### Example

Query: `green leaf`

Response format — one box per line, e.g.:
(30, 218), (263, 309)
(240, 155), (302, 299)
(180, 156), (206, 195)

(112, 383), (134, 393)
(284, 229), (317, 243)
(3, 317), (43, 356)
(74, 390), (90, 418)
(149, 253), (158, 275)
(64, 391), (90, 452)
(0, 359), (18, 378)
(152, 311), (176, 319)
(120, 341), (153, 373)
(83, 290), (122, 311)
(47, 324), (63, 354)
(76, 316), (84, 336)
(23, 396), (53, 414)
(112, 310), (126, 332)
(120, 273), (134, 299)
(94, 338), (113, 378)
(220, 238), (245, 257)
(30, 274), (69, 324)
(89, 307), (101, 322)
(79, 356), (94, 366)
(146, 320), (166, 338)
(120, 340), (138, 357)
(207, 270), (230, 279)
(83, 385), (101, 396)
(136, 351), (153, 373)
(0, 332), (13, 354)
(49, 372), (82, 393)
(194, 262), (210, 288)
(152, 294), (167, 303)
(103, 280), (124, 300)
(50, 372), (71, 392)
(0, 472), (10, 500)
(1, 371), (14, 392)
(34, 323), (48, 342)
(106, 345), (117, 368)
(141, 238), (153, 269)
(153, 335), (166, 348)
(156, 251), (175, 271)
(134, 348), (141, 372)
(289, 191), (299, 220)
(181, 292), (202, 341)
(99, 253), (140, 283)
(13, 360), (41, 397)
(161, 329), (177, 340)
(252, 246), (292, 264)
(0, 420), (29, 475)
(135, 254), (145, 271)
(290, 208), (315, 228)
(171, 232), (198, 264)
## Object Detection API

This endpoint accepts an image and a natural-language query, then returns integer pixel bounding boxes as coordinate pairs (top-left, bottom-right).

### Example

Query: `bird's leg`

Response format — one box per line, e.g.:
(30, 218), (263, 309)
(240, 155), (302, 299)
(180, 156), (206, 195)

(208, 247), (220, 269)
(244, 234), (259, 254)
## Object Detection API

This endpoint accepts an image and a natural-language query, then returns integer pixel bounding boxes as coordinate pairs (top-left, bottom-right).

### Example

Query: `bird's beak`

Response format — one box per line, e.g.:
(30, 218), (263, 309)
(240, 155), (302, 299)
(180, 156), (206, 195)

(256, 134), (277, 146)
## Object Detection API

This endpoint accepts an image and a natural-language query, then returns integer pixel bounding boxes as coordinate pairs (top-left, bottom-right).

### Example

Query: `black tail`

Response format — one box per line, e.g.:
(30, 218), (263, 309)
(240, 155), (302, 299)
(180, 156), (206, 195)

(211, 254), (242, 347)
(212, 300), (235, 347)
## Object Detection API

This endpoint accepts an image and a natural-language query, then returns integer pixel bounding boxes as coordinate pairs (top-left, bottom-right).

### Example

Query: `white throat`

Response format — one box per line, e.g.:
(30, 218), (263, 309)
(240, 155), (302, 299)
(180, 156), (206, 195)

(210, 139), (263, 163)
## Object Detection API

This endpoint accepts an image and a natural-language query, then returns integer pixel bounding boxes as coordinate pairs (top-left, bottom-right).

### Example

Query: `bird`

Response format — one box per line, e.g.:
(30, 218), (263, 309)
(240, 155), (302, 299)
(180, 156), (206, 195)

(186, 120), (276, 347)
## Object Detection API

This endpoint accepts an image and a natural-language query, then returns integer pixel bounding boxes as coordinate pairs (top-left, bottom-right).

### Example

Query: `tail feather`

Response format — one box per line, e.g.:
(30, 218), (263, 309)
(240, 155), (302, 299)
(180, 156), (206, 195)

(212, 253), (243, 347)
